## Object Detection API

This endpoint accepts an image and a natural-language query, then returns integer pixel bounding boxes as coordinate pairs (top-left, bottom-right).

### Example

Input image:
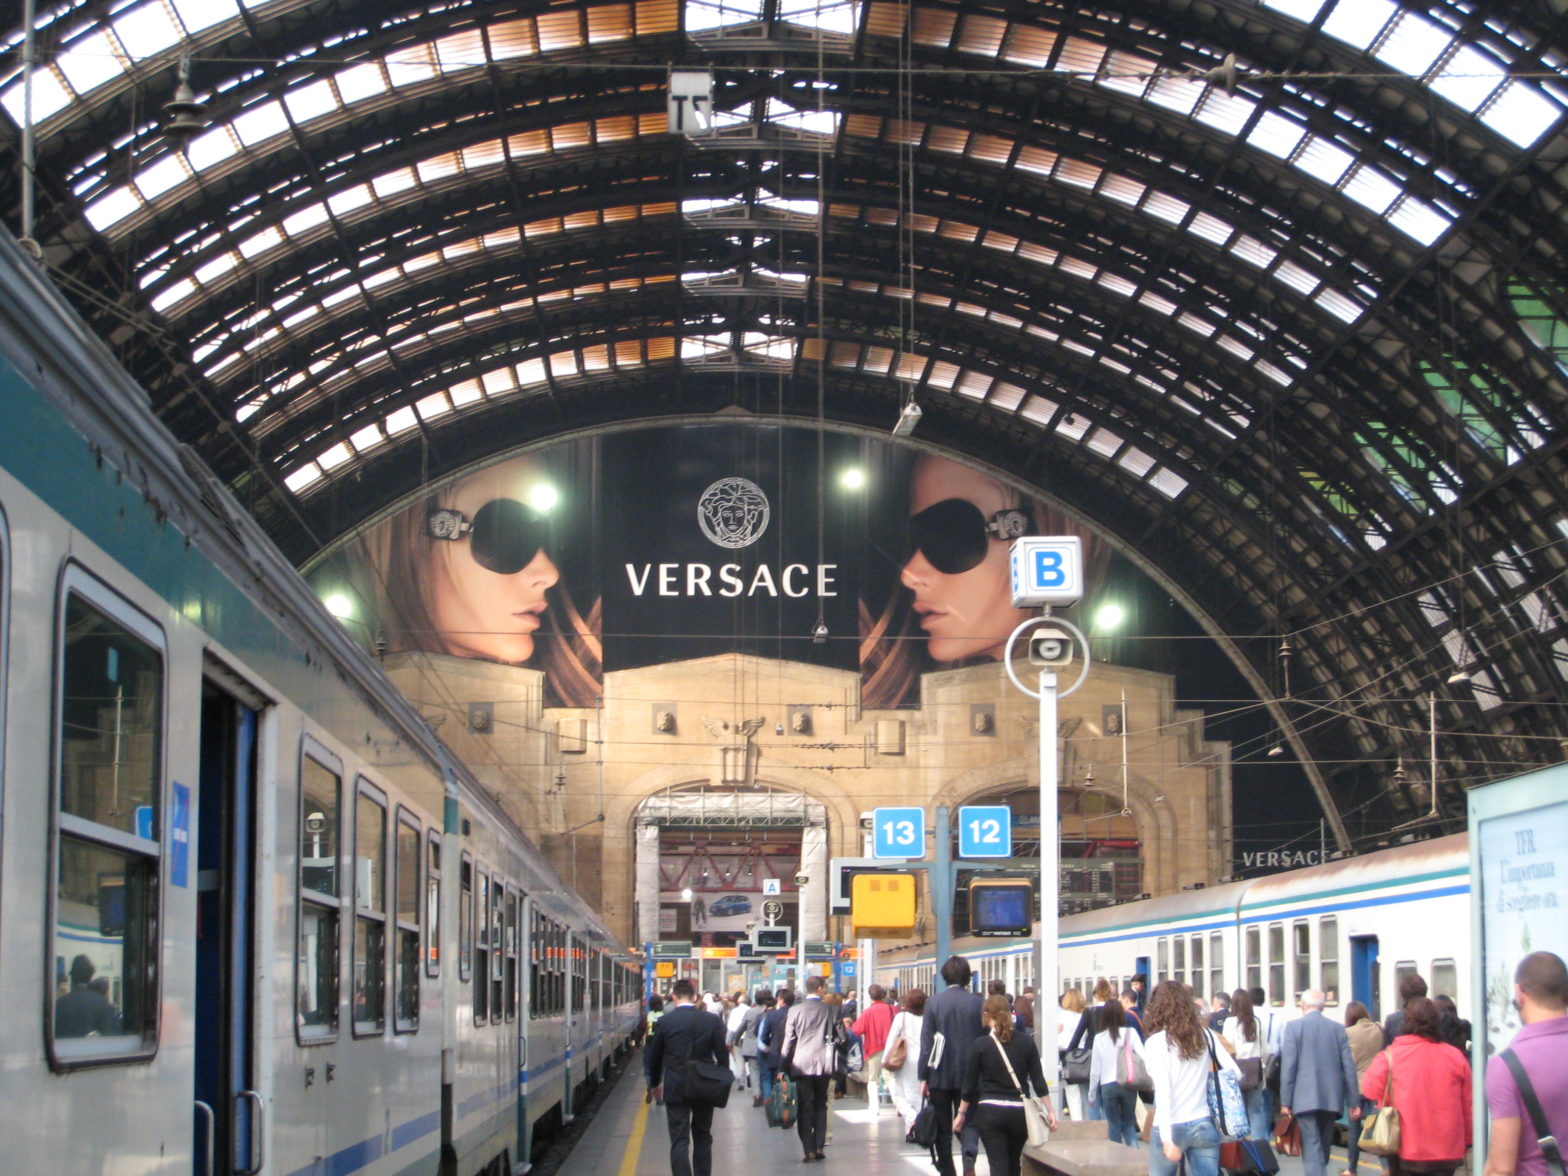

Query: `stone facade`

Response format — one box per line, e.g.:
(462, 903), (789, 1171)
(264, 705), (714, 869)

(381, 650), (1230, 948)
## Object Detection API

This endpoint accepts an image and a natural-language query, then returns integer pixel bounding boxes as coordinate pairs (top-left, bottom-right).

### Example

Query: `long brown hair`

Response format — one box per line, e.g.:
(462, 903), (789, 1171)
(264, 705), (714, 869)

(1145, 980), (1206, 1059)
(984, 994), (1015, 1043)
(1230, 988), (1257, 1043)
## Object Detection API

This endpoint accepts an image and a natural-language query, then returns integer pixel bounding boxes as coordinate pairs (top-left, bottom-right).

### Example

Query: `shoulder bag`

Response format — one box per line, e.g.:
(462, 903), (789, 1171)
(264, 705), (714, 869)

(683, 1026), (735, 1109)
(1357, 1049), (1401, 1157)
(993, 1035), (1051, 1147)
(767, 1072), (797, 1129)
(884, 1015), (909, 1070)
(1062, 1046), (1092, 1083)
(1501, 1047), (1568, 1176)
(1115, 1030), (1154, 1092)
(908, 1097), (940, 1148)
(1205, 1031), (1253, 1140)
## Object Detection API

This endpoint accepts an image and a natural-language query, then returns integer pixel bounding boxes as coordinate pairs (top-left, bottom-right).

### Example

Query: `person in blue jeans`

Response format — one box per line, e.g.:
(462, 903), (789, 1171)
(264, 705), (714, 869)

(1142, 980), (1242, 1176)
(1088, 996), (1145, 1147)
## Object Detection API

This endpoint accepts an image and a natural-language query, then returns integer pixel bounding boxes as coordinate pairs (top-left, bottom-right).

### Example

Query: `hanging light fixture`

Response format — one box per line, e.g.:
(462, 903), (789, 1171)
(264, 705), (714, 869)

(163, 57), (208, 150)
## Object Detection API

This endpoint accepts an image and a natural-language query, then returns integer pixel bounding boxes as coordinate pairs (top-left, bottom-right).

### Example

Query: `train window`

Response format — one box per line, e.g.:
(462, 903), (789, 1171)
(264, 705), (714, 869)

(1394, 960), (1417, 998)
(394, 810), (420, 1032)
(1156, 939), (1168, 983)
(1292, 921), (1311, 1002)
(1431, 959), (1457, 1000)
(1319, 917), (1339, 1004)
(475, 869), (491, 1023)
(1173, 936), (1185, 984)
(490, 878), (504, 1017)
(50, 585), (166, 1066)
(1210, 933), (1224, 1000)
(459, 854), (473, 983)
(530, 908), (542, 1019)
(504, 889), (519, 1021)
(353, 785), (388, 1035)
(1268, 923), (1285, 1005)
(1190, 935), (1205, 998)
(1245, 926), (1261, 994)
(297, 751), (342, 1041)
(425, 832), (441, 978)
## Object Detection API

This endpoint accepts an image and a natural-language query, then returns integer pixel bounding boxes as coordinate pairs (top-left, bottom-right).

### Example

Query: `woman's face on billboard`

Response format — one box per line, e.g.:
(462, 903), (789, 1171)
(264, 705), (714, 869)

(428, 457), (560, 663)
(899, 455), (1028, 662)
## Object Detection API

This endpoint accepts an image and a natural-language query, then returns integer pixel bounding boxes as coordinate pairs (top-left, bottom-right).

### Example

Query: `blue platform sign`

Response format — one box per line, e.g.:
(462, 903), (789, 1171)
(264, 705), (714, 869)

(1009, 536), (1084, 608)
(959, 805), (1012, 858)
(872, 807), (925, 860)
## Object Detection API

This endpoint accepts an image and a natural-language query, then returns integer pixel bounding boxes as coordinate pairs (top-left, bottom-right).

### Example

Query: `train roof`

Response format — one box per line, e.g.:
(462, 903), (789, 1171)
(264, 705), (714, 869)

(1060, 831), (1468, 942)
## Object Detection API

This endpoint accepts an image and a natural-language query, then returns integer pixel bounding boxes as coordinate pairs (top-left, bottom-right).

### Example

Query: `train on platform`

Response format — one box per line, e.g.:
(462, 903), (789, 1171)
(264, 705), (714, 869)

(876, 833), (1471, 1030)
(0, 227), (640, 1176)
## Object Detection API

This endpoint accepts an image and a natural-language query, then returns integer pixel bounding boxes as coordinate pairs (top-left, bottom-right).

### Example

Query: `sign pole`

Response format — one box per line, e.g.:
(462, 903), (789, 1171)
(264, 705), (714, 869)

(1038, 670), (1059, 1015)
(933, 805), (952, 979)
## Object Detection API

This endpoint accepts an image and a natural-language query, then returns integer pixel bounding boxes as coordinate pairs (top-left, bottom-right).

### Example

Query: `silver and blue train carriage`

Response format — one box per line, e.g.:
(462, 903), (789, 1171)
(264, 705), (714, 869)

(0, 225), (637, 1176)
(876, 833), (1473, 1036)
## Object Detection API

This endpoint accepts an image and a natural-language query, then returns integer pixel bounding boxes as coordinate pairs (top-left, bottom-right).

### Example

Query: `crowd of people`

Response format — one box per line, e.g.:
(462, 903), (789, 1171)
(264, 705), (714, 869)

(637, 950), (1568, 1176)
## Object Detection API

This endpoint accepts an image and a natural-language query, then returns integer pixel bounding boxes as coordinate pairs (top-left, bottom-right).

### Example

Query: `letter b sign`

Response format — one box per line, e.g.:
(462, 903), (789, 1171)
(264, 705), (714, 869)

(1009, 536), (1083, 607)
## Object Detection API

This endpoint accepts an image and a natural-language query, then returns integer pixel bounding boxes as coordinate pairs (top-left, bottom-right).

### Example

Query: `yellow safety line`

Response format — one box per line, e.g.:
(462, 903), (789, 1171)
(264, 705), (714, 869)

(618, 1096), (651, 1176)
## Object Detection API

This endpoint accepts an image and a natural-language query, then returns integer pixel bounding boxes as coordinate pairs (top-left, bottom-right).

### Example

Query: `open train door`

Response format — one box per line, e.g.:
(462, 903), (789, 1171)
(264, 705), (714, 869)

(1350, 935), (1380, 1021)
(194, 671), (267, 1175)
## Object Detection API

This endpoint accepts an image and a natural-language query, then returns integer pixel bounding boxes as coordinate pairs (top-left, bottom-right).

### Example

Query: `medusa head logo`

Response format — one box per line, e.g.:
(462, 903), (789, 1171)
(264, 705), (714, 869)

(697, 477), (770, 549)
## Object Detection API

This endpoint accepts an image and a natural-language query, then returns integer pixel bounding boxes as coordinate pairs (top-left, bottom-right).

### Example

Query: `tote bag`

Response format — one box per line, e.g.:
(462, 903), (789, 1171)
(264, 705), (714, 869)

(1358, 1050), (1401, 1158)
(767, 1073), (797, 1129)
(993, 1036), (1051, 1147)
(1205, 1032), (1253, 1139)
(1115, 1031), (1153, 1092)
(1062, 1047), (1092, 1082)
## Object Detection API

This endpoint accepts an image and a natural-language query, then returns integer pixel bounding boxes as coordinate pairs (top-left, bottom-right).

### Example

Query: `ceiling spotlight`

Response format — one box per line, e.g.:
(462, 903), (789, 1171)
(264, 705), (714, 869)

(811, 620), (829, 644)
(891, 401), (922, 438)
(1446, 669), (1472, 686)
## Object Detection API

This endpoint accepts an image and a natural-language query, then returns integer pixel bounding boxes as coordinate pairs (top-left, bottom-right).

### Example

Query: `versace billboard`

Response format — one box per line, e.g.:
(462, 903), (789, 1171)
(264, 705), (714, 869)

(309, 424), (1107, 707)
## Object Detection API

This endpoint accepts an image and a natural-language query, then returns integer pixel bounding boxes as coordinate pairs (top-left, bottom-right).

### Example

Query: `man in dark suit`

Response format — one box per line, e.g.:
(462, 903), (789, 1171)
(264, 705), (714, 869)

(919, 955), (986, 1176)
(1279, 989), (1363, 1176)
(646, 977), (730, 1176)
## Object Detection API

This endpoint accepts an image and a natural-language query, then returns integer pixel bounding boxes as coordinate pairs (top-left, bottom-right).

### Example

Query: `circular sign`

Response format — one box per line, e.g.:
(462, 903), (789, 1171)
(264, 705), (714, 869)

(697, 476), (770, 549)
(762, 899), (784, 923)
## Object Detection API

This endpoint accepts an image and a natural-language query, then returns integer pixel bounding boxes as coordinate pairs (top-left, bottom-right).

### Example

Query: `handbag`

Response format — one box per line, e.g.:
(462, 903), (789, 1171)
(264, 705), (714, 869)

(993, 1035), (1051, 1147)
(1236, 1056), (1263, 1091)
(884, 1029), (909, 1071)
(1221, 1137), (1281, 1175)
(1062, 1047), (1092, 1083)
(1205, 1031), (1253, 1139)
(1358, 1050), (1401, 1157)
(767, 1073), (797, 1128)
(1115, 1031), (1153, 1092)
(908, 1098), (940, 1148)
(1272, 1112), (1301, 1157)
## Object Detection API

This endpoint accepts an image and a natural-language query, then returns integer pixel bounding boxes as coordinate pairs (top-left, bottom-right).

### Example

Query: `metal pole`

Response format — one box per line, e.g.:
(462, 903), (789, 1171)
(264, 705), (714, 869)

(933, 806), (952, 978)
(21, 0), (36, 247)
(1039, 670), (1059, 1020)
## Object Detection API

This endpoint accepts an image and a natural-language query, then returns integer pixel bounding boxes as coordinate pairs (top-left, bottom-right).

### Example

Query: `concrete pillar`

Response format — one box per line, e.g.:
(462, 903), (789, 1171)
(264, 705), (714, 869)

(635, 823), (662, 946)
(801, 821), (828, 942)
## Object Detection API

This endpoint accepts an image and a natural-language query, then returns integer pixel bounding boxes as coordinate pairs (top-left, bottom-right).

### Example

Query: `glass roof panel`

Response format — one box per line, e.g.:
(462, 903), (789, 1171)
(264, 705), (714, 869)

(111, 2), (183, 58)
(1321, 0), (1397, 51)
(1374, 12), (1452, 75)
(55, 30), (122, 95)
(1481, 81), (1562, 147)
(1430, 42), (1504, 111)
(170, 0), (238, 35)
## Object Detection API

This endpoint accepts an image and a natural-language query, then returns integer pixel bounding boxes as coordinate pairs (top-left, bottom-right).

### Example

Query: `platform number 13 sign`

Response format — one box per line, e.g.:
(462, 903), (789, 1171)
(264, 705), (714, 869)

(873, 807), (926, 859)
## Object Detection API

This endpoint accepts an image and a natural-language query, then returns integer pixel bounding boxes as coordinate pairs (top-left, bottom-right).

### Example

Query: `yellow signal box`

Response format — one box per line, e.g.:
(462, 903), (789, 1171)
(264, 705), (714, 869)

(850, 872), (916, 937)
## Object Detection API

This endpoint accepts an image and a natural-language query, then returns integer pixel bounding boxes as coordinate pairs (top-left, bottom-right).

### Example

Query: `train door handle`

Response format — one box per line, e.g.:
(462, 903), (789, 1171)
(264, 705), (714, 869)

(193, 1100), (215, 1176)
(236, 1089), (266, 1175)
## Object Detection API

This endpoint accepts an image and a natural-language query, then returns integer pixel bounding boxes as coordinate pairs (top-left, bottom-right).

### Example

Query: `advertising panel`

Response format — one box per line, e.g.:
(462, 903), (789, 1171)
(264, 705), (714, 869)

(309, 423), (1106, 707)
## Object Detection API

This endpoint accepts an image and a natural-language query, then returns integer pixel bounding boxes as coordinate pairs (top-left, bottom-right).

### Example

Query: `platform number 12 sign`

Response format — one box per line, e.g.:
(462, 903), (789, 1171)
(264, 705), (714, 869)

(959, 805), (1012, 858)
(873, 807), (926, 859)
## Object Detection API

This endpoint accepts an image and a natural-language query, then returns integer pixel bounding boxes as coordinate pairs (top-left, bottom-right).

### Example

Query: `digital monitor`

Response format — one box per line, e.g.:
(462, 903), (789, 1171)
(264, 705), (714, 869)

(968, 879), (1033, 936)
(754, 926), (793, 951)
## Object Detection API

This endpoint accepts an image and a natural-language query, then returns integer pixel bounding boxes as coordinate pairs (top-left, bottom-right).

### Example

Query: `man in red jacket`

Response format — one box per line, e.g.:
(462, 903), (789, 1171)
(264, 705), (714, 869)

(852, 984), (896, 1113)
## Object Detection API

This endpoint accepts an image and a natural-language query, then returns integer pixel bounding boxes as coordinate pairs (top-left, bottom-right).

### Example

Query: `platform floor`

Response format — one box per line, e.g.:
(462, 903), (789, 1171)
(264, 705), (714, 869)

(553, 1061), (1393, 1176)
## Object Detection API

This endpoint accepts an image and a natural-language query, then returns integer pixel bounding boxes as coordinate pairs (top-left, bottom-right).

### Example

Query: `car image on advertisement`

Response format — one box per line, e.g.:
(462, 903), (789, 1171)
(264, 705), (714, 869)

(708, 893), (752, 917)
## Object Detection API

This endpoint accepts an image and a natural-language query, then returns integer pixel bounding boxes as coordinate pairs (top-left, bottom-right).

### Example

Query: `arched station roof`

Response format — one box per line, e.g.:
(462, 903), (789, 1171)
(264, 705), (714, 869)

(2, 0), (1566, 844)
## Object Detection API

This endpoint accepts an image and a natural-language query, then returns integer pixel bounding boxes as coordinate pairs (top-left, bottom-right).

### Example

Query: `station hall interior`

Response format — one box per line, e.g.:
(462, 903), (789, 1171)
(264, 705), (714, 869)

(4, 0), (1568, 951)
